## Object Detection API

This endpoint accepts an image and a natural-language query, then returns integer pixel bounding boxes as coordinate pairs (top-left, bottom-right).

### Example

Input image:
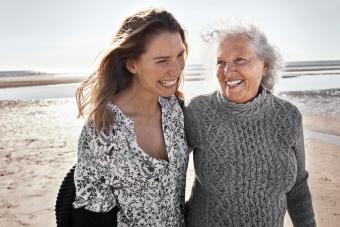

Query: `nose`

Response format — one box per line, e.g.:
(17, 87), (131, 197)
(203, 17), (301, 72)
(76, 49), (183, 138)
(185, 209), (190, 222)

(223, 62), (233, 77)
(169, 60), (181, 77)
(223, 63), (229, 76)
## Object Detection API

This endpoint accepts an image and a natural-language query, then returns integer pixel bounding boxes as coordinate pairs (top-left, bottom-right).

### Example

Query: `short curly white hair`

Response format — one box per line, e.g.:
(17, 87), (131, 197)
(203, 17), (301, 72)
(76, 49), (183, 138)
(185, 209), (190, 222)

(202, 20), (283, 92)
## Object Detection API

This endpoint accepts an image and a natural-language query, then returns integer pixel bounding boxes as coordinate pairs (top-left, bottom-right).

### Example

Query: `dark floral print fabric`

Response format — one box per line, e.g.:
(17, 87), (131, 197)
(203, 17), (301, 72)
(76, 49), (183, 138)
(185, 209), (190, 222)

(73, 95), (189, 226)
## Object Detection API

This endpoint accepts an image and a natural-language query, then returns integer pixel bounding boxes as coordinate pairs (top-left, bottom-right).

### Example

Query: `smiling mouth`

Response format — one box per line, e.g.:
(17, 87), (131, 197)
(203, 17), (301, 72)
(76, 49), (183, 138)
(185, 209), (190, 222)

(158, 80), (177, 87)
(226, 79), (242, 87)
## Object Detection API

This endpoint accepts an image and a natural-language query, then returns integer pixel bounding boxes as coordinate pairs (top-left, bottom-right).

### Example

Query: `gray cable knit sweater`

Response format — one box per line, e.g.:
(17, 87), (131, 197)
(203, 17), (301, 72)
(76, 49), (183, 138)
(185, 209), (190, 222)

(184, 89), (316, 227)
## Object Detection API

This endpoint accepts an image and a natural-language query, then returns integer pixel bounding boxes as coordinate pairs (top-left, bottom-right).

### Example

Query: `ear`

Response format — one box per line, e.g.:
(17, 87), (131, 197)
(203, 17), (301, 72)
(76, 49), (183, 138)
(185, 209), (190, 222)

(262, 62), (268, 76)
(126, 60), (137, 74)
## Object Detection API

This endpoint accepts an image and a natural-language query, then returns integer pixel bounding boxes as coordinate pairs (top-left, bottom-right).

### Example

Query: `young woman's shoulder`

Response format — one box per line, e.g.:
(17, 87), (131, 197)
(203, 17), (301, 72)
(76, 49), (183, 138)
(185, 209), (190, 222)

(78, 119), (117, 158)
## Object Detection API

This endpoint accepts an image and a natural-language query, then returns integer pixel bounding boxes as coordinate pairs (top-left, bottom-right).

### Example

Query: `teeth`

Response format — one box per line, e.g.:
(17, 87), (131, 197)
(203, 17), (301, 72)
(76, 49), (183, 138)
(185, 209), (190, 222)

(226, 80), (242, 87)
(159, 80), (176, 87)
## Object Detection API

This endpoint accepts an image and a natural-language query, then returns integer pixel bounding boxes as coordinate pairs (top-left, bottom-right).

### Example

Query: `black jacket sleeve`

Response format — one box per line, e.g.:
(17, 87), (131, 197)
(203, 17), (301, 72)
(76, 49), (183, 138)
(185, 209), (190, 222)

(72, 206), (118, 227)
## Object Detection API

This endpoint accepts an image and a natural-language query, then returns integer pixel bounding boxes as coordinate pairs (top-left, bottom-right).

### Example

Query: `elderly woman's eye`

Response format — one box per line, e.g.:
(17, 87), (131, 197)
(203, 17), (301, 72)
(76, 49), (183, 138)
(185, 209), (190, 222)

(235, 58), (247, 64)
(217, 60), (225, 66)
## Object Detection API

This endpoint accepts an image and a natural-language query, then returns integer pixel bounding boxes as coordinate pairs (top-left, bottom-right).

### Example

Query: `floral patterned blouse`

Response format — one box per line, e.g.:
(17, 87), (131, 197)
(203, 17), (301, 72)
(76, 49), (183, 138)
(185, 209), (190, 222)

(73, 95), (189, 226)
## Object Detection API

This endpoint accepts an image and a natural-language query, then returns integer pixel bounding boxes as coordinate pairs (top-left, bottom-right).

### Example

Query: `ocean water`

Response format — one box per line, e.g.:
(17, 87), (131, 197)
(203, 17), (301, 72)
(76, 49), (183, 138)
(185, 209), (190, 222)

(1, 72), (340, 101)
(0, 83), (79, 100)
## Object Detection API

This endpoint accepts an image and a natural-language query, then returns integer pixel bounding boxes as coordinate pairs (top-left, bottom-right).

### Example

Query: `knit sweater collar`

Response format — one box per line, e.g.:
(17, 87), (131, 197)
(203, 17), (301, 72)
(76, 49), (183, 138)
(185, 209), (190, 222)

(215, 86), (270, 117)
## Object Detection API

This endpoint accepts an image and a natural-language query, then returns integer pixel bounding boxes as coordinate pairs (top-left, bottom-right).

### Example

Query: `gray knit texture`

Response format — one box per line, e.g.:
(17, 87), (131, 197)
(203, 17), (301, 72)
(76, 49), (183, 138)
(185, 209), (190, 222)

(184, 89), (316, 227)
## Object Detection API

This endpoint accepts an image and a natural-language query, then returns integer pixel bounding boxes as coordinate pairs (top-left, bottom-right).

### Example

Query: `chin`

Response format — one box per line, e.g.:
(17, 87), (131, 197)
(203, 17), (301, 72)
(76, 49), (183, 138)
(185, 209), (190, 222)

(223, 92), (245, 104)
(154, 89), (174, 98)
(230, 98), (246, 104)
(222, 86), (253, 104)
(155, 83), (176, 97)
(161, 91), (175, 97)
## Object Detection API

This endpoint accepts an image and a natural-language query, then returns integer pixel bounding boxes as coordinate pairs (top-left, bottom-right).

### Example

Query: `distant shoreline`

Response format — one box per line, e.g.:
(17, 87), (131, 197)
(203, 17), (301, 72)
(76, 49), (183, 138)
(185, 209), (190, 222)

(1, 70), (340, 89)
(0, 75), (86, 89)
(2, 62), (340, 89)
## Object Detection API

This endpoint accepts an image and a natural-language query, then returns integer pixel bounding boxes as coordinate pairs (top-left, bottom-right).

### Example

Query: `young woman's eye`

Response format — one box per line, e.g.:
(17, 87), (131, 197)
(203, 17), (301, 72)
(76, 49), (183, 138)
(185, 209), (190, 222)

(157, 59), (167, 64)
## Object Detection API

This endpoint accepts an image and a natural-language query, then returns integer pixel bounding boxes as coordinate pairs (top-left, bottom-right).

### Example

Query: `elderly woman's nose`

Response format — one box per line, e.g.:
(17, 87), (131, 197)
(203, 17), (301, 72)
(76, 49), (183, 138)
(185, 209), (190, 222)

(223, 62), (234, 76)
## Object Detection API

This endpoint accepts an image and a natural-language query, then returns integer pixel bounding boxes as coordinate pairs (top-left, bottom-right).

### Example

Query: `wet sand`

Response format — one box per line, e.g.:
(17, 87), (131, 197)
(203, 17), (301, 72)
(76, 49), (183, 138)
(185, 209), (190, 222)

(0, 89), (339, 226)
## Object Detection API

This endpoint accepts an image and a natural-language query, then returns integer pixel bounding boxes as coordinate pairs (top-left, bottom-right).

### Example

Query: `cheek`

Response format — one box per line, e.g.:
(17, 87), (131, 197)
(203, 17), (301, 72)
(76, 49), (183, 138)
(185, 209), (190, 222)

(247, 73), (263, 91)
(178, 58), (185, 71)
(254, 66), (265, 83)
(151, 64), (166, 75)
(243, 65), (262, 80)
(216, 68), (224, 80)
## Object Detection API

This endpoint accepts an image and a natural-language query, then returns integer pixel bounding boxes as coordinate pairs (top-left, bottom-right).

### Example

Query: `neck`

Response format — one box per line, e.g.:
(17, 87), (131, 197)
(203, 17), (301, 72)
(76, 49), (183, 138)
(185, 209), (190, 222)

(216, 87), (269, 117)
(112, 82), (159, 117)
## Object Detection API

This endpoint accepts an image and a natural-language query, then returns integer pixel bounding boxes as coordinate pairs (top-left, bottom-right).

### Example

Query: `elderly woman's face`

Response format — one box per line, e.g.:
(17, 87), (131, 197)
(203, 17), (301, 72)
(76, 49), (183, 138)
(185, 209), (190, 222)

(216, 34), (267, 104)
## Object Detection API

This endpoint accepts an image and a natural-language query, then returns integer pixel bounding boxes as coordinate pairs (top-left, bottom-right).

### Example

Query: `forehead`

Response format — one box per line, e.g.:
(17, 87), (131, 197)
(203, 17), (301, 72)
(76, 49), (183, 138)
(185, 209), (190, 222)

(144, 31), (185, 56)
(217, 34), (255, 55)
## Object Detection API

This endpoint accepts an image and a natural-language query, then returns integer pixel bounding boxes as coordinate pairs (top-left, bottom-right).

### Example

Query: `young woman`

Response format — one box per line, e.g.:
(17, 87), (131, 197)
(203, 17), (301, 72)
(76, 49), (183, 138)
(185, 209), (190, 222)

(72, 8), (189, 226)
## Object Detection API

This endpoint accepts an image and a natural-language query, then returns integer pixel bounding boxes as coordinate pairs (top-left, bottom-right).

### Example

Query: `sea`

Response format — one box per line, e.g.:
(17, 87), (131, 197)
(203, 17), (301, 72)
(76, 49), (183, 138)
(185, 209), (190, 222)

(1, 61), (340, 100)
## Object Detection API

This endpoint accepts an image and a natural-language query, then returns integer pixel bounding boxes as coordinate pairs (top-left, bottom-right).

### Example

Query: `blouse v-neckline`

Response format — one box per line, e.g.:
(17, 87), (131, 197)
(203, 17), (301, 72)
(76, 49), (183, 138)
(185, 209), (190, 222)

(108, 97), (171, 164)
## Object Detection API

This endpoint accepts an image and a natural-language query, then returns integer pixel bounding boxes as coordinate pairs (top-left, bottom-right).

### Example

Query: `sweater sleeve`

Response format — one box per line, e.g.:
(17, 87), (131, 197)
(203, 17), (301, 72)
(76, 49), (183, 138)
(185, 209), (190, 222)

(287, 110), (316, 227)
(184, 102), (202, 149)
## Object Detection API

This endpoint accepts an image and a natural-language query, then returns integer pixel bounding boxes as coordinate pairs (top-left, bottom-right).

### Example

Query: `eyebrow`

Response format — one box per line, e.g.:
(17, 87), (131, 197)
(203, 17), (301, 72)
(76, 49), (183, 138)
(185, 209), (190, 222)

(152, 49), (185, 60)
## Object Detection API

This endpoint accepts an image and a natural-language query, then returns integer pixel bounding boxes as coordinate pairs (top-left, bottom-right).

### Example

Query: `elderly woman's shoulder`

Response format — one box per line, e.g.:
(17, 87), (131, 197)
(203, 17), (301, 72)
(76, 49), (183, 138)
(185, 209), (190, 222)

(271, 94), (302, 120)
(185, 91), (217, 109)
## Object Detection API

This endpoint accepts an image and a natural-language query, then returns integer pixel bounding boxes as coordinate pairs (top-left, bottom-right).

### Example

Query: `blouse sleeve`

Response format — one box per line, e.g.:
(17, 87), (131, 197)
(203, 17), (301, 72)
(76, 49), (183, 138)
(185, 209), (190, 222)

(287, 109), (316, 226)
(73, 122), (117, 212)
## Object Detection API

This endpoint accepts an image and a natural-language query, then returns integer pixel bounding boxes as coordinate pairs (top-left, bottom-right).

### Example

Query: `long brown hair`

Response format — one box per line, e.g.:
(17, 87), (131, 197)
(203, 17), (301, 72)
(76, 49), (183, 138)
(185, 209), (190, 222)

(76, 8), (188, 131)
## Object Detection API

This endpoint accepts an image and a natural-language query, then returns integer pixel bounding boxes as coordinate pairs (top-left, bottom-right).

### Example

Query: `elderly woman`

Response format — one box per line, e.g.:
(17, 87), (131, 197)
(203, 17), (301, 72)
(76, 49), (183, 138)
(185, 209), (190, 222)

(184, 22), (316, 227)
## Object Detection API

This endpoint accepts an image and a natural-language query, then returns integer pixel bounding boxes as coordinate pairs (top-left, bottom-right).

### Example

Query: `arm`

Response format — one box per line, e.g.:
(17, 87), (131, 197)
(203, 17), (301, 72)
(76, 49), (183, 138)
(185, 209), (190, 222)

(73, 122), (118, 224)
(287, 111), (316, 227)
(183, 103), (201, 151)
(72, 206), (118, 227)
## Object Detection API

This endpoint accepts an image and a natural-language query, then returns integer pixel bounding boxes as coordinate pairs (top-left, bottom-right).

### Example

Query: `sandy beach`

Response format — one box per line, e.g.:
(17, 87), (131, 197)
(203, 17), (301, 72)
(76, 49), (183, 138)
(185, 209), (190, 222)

(0, 88), (340, 226)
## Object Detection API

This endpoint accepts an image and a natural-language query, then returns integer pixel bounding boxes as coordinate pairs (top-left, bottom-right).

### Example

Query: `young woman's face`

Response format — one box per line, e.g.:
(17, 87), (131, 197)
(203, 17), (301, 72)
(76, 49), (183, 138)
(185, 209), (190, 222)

(127, 31), (186, 98)
(216, 34), (267, 104)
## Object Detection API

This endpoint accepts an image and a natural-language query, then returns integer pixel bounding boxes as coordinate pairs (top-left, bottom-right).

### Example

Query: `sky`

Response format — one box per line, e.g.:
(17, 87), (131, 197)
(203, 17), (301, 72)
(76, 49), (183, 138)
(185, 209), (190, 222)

(1, 0), (340, 72)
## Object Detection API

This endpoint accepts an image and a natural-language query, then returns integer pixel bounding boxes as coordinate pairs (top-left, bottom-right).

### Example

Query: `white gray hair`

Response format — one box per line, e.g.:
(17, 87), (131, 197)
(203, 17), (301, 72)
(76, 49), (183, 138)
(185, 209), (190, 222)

(202, 20), (283, 92)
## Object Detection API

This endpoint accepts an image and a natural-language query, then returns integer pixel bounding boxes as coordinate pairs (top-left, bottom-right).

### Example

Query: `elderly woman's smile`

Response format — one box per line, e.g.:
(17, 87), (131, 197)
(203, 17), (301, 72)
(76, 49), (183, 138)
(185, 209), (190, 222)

(226, 79), (242, 87)
(216, 34), (267, 104)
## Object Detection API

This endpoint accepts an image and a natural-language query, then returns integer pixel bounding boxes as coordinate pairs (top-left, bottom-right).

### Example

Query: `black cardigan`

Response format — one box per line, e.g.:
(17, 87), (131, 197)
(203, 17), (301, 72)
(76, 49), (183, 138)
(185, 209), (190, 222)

(72, 206), (118, 227)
